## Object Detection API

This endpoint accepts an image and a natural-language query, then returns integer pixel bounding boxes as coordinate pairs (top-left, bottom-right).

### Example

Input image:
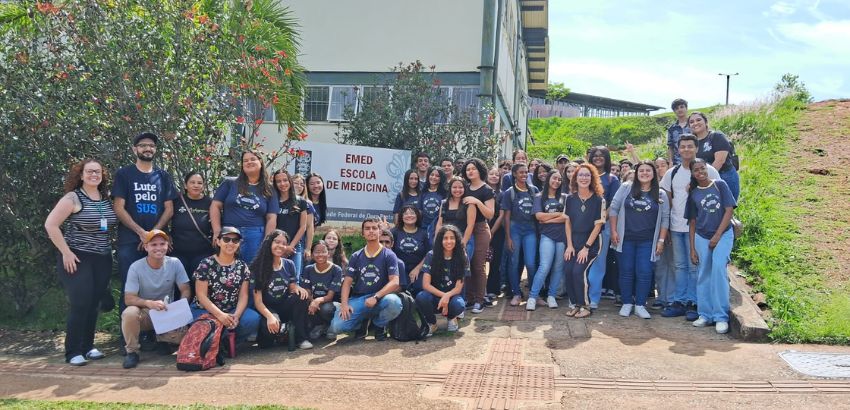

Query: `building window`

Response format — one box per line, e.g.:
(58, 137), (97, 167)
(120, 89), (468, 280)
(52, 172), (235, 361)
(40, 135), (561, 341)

(328, 86), (359, 121)
(245, 99), (276, 122)
(452, 87), (480, 122)
(304, 86), (329, 121)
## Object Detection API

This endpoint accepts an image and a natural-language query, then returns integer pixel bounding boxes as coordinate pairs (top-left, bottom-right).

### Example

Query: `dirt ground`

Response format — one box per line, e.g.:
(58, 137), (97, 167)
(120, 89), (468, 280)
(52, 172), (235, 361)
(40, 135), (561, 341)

(789, 99), (850, 285)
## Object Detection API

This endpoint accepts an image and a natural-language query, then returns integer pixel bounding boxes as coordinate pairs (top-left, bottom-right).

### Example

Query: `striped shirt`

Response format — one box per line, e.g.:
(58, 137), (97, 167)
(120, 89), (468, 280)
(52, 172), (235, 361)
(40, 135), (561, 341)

(64, 189), (117, 254)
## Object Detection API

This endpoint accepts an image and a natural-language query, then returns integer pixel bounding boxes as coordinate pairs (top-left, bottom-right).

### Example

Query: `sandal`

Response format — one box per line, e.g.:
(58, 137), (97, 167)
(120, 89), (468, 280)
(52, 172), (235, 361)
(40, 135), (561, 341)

(565, 307), (579, 317)
(573, 307), (592, 318)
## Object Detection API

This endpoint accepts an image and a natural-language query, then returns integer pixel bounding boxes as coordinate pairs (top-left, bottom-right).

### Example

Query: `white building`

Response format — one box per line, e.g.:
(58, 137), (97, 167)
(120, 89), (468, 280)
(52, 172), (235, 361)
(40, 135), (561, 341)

(257, 0), (549, 160)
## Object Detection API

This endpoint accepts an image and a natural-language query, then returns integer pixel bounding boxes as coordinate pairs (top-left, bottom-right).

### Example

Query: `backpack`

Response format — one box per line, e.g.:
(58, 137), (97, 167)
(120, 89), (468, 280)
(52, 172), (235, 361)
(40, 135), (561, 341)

(388, 291), (430, 342)
(176, 313), (226, 371)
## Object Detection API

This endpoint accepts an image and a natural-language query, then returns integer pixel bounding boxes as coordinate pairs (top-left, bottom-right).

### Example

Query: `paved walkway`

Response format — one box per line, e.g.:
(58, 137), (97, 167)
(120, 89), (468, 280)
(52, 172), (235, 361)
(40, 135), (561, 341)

(2, 300), (850, 409)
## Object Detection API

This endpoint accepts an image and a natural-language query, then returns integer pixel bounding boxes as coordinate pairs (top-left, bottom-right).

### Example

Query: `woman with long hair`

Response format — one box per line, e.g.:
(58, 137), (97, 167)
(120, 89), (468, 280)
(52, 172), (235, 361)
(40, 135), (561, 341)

(561, 162), (579, 195)
(391, 205), (430, 294)
(689, 111), (740, 200)
(420, 166), (447, 243)
(563, 164), (606, 319)
(210, 150), (278, 264)
(292, 173), (317, 261)
(393, 169), (422, 226)
(301, 240), (343, 339)
(608, 161), (670, 319)
(462, 158), (495, 314)
(306, 173), (328, 227)
(171, 171), (214, 279)
(414, 225), (468, 336)
(527, 170), (567, 311)
(272, 169), (308, 278)
(687, 159), (737, 334)
(435, 176), (475, 256)
(322, 229), (349, 270)
(191, 227), (260, 342)
(45, 159), (117, 366)
(532, 162), (552, 192)
(250, 230), (313, 349)
(585, 146), (620, 309)
(501, 163), (539, 306)
(486, 166), (507, 300)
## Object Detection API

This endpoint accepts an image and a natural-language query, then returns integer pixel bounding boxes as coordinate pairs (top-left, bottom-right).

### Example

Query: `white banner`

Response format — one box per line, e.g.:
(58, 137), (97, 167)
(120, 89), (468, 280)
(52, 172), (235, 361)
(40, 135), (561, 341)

(288, 142), (411, 222)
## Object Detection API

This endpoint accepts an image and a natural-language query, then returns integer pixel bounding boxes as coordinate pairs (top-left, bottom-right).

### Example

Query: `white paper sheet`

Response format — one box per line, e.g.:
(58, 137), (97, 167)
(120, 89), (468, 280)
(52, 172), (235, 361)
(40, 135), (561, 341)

(148, 298), (193, 334)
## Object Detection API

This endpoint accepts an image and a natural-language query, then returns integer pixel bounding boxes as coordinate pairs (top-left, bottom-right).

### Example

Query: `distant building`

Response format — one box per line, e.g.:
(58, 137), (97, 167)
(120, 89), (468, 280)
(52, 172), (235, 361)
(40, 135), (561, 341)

(530, 92), (663, 118)
(254, 0), (549, 158)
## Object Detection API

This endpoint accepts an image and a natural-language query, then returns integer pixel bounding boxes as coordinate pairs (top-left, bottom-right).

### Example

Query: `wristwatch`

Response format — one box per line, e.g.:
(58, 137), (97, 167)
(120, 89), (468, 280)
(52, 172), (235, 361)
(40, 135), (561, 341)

(583, 243), (591, 250)
(372, 294), (382, 301)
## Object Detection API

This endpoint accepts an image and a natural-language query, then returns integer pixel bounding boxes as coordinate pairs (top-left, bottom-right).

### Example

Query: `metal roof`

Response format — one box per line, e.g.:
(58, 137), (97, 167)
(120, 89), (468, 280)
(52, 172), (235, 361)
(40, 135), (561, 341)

(557, 92), (664, 112)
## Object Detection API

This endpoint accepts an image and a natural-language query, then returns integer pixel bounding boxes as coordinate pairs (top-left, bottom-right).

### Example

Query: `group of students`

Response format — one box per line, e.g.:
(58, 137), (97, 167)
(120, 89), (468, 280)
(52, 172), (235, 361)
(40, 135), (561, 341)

(45, 97), (738, 369)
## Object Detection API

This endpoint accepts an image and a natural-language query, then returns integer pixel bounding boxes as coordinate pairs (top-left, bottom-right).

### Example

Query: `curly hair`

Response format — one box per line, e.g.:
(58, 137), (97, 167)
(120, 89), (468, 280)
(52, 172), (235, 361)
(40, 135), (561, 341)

(64, 159), (110, 197)
(570, 163), (604, 197)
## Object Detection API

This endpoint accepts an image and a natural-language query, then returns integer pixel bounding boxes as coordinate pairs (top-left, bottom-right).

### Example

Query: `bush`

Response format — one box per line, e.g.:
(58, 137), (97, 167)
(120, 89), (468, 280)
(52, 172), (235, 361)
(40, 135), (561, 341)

(528, 116), (666, 162)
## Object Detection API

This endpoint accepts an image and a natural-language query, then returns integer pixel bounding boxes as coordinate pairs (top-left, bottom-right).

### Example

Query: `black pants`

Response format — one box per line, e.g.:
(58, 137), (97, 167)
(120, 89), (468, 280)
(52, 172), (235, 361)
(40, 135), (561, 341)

(308, 301), (336, 328)
(603, 250), (620, 294)
(173, 248), (213, 298)
(563, 241), (599, 307)
(57, 250), (112, 361)
(487, 228), (506, 295)
(258, 293), (310, 348)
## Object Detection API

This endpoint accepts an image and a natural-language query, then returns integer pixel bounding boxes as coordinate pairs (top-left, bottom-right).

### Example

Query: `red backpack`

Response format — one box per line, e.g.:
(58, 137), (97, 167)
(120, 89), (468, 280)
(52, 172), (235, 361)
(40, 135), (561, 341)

(176, 314), (226, 371)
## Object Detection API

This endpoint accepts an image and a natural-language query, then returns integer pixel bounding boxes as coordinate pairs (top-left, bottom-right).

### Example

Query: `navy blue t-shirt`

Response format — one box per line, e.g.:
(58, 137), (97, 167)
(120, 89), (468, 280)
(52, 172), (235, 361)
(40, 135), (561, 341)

(393, 192), (421, 214)
(685, 179), (737, 239)
(533, 193), (567, 243)
(421, 251), (469, 293)
(276, 195), (308, 243)
(599, 173), (620, 211)
(419, 189), (445, 226)
(213, 177), (279, 228)
(623, 191), (659, 242)
(112, 165), (177, 245)
(301, 263), (342, 299)
(345, 246), (399, 296)
(251, 258), (297, 304)
(391, 227), (430, 274)
(500, 186), (538, 224)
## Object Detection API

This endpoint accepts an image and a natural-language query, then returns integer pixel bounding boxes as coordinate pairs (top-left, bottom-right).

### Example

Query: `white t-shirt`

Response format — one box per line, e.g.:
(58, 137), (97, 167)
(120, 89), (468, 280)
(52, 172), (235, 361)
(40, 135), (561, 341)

(660, 163), (720, 232)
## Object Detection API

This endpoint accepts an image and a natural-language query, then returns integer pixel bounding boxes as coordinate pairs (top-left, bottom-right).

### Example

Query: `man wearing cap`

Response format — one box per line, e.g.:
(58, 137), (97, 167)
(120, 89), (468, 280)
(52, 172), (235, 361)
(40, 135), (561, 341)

(121, 230), (191, 369)
(113, 132), (178, 350)
(556, 155), (569, 195)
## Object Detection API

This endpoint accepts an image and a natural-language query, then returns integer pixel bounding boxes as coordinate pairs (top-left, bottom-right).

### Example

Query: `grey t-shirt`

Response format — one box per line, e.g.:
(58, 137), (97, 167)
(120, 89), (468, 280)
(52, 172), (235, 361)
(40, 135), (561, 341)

(125, 256), (190, 301)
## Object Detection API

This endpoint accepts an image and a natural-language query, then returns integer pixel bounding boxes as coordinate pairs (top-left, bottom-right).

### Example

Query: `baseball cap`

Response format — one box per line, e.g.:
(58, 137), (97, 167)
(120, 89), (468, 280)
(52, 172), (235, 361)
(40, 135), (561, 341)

(219, 226), (242, 238)
(144, 229), (170, 244)
(556, 154), (569, 163)
(133, 132), (159, 146)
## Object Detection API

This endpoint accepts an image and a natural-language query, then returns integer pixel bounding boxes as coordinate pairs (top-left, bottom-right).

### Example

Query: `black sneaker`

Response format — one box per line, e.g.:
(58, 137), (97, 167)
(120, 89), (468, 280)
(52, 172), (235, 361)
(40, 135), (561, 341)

(155, 342), (174, 356)
(374, 326), (387, 341)
(685, 303), (699, 321)
(122, 352), (139, 369)
(355, 321), (369, 339)
(139, 331), (157, 351)
(661, 301), (686, 317)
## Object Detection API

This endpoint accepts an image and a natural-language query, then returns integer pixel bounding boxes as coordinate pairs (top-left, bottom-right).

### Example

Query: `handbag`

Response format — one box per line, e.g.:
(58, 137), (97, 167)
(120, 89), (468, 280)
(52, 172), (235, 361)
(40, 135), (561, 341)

(730, 217), (743, 239)
(179, 194), (213, 246)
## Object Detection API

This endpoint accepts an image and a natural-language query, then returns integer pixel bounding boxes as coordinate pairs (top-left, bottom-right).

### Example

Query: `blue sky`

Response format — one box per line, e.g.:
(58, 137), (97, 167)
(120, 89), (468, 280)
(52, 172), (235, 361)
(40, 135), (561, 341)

(548, 0), (850, 110)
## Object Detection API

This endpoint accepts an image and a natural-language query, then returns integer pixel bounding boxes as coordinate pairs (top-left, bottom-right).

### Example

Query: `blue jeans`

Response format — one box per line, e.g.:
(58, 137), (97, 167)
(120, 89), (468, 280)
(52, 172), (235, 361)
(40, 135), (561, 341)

(695, 229), (734, 322)
(190, 306), (260, 342)
(617, 240), (653, 306)
(671, 231), (698, 304)
(529, 236), (565, 299)
(653, 243), (676, 304)
(291, 240), (305, 281)
(237, 226), (265, 265)
(415, 291), (465, 323)
(508, 223), (537, 297)
(587, 228), (610, 304)
(720, 169), (740, 201)
(329, 293), (403, 333)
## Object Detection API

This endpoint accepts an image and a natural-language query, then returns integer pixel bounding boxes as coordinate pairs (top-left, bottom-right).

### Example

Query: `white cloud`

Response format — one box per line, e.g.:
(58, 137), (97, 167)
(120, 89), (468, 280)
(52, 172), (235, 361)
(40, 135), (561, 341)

(776, 20), (850, 55)
(767, 1), (797, 16)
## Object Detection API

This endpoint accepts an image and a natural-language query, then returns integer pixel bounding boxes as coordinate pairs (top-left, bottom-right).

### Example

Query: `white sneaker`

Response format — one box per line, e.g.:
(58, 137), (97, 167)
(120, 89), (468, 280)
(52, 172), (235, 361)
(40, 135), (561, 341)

(447, 318), (459, 332)
(427, 323), (438, 337)
(634, 305), (651, 319)
(526, 298), (537, 311)
(298, 340), (314, 349)
(85, 348), (105, 360)
(715, 321), (729, 334)
(619, 304), (633, 317)
(68, 355), (88, 366)
(457, 311), (465, 319)
(693, 317), (710, 327)
(547, 296), (558, 309)
(471, 303), (484, 314)
(589, 301), (599, 310)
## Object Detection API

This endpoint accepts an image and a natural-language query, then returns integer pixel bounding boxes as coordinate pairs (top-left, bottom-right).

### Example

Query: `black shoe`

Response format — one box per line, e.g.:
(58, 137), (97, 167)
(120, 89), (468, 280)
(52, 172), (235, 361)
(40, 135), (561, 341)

(685, 303), (699, 321)
(355, 321), (369, 339)
(374, 326), (387, 341)
(139, 331), (157, 351)
(122, 352), (139, 369)
(155, 342), (174, 356)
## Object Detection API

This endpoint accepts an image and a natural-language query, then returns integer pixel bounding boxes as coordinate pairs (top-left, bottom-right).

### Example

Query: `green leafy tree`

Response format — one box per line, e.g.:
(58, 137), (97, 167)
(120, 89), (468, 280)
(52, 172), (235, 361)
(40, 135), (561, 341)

(336, 61), (501, 165)
(546, 82), (570, 101)
(0, 0), (305, 315)
(774, 73), (812, 104)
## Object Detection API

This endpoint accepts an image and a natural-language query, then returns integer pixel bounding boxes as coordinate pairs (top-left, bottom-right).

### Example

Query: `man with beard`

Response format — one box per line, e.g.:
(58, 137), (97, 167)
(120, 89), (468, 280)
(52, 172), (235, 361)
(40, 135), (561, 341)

(113, 132), (177, 352)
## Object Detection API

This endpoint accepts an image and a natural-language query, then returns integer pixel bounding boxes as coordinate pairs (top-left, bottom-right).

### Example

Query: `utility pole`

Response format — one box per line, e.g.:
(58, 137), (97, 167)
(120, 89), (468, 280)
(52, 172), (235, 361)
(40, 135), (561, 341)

(718, 72), (739, 105)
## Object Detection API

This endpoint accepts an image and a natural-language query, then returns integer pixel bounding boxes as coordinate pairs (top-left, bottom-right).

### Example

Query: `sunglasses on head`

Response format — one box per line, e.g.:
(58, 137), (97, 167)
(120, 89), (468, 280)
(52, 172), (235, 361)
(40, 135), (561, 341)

(220, 236), (241, 244)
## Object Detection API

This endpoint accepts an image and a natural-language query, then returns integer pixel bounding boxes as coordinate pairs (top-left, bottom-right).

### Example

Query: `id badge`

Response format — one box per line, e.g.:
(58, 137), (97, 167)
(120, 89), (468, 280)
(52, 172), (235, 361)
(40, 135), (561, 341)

(100, 218), (108, 231)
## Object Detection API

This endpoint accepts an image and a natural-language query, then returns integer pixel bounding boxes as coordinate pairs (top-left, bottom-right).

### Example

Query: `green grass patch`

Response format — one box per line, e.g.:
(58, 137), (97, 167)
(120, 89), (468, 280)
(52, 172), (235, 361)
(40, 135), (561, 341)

(0, 399), (310, 410)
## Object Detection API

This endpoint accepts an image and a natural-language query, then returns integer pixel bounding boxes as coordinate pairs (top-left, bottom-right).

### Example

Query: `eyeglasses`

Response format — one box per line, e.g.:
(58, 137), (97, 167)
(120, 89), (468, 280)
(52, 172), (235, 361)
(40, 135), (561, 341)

(84, 170), (102, 175)
(136, 143), (157, 149)
(379, 240), (392, 245)
(220, 237), (241, 244)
